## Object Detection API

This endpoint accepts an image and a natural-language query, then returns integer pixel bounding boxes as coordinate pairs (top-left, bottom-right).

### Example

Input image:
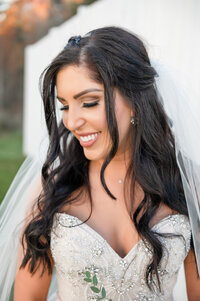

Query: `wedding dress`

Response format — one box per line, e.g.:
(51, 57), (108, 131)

(50, 213), (191, 301)
(0, 59), (198, 301)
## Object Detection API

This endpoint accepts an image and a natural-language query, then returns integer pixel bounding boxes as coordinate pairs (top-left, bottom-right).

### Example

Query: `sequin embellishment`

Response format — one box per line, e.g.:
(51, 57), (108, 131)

(51, 214), (191, 301)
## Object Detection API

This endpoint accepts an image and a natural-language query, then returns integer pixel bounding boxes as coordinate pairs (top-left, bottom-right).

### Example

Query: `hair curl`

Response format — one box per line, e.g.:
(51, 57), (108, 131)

(21, 26), (189, 291)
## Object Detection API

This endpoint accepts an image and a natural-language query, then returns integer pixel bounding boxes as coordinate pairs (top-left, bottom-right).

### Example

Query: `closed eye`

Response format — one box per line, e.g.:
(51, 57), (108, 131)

(82, 101), (99, 108)
(60, 101), (99, 111)
(60, 105), (69, 111)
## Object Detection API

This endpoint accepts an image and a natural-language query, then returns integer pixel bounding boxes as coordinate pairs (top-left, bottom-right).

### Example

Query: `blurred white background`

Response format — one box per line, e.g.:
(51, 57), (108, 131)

(24, 0), (200, 158)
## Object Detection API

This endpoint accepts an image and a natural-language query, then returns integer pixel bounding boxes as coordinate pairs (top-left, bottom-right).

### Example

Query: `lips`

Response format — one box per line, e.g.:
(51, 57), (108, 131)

(80, 133), (99, 142)
(77, 132), (101, 147)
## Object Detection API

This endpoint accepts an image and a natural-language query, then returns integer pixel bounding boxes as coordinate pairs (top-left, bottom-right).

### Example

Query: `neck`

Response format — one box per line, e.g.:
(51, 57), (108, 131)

(90, 151), (132, 182)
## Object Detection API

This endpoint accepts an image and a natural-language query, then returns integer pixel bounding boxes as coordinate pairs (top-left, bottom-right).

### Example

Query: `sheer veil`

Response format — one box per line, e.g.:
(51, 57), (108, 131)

(152, 60), (200, 276)
(151, 60), (200, 276)
(0, 136), (57, 300)
(0, 60), (200, 300)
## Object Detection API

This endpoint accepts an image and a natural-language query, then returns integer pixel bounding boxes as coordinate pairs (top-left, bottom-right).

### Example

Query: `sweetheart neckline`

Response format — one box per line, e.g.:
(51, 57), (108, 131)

(54, 213), (188, 260)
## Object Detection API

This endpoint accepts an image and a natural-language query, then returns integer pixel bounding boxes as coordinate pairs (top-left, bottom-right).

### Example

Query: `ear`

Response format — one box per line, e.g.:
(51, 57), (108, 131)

(130, 108), (134, 118)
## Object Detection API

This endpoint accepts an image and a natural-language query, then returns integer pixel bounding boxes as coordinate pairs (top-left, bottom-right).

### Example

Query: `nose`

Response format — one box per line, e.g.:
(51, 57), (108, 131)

(62, 106), (85, 132)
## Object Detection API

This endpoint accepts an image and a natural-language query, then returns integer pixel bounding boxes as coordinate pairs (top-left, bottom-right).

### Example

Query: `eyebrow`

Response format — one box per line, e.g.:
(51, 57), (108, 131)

(57, 88), (102, 102)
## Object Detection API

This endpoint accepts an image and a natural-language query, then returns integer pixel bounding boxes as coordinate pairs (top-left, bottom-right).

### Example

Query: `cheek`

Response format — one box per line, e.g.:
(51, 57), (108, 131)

(118, 122), (130, 144)
(90, 106), (108, 130)
(62, 113), (68, 129)
(116, 109), (131, 142)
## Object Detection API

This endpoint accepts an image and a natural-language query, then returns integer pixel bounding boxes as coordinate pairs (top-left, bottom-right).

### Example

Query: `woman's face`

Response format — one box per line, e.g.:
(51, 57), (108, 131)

(56, 64), (133, 162)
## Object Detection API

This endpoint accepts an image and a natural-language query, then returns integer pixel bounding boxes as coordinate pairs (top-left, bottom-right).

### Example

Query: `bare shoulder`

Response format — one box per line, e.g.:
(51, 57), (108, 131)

(184, 249), (200, 300)
(148, 203), (176, 228)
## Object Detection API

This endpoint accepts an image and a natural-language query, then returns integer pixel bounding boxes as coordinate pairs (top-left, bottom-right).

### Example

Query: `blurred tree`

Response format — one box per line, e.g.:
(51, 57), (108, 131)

(0, 0), (97, 130)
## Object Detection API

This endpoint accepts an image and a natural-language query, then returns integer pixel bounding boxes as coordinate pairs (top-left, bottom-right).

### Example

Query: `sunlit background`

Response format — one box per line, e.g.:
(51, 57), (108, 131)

(0, 0), (200, 204)
(0, 0), (96, 203)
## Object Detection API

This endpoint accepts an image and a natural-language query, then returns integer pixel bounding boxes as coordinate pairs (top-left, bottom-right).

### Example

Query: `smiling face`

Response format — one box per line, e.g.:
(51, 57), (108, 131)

(56, 64), (134, 162)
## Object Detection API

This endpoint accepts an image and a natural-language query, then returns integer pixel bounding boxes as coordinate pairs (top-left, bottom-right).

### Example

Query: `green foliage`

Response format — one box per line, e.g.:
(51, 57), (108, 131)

(0, 131), (25, 203)
(83, 0), (97, 5)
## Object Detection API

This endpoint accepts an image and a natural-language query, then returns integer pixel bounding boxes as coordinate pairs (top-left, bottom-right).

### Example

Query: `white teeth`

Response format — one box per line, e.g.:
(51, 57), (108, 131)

(80, 133), (98, 142)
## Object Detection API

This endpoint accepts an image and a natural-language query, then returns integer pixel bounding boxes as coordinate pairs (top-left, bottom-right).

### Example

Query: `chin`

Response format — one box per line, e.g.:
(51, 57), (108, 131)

(83, 148), (107, 162)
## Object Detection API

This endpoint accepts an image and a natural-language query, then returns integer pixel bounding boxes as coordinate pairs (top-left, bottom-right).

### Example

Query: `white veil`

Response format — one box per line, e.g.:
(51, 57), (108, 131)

(152, 60), (200, 275)
(0, 137), (57, 300)
(0, 60), (200, 301)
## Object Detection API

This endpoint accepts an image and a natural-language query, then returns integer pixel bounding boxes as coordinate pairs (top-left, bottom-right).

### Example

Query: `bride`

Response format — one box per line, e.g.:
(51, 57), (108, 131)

(1, 26), (200, 300)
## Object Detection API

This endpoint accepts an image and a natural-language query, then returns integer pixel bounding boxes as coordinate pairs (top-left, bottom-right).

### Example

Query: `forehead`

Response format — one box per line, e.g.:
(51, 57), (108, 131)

(56, 65), (103, 96)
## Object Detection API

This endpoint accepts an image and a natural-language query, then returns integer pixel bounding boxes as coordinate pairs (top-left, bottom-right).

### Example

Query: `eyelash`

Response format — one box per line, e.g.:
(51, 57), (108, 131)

(60, 101), (99, 111)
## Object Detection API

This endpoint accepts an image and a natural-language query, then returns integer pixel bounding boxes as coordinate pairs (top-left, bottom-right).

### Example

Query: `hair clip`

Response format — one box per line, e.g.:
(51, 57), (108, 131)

(64, 35), (81, 49)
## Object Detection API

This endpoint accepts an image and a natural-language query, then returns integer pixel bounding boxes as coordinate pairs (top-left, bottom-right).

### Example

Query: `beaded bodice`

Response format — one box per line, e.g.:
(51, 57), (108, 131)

(50, 214), (191, 301)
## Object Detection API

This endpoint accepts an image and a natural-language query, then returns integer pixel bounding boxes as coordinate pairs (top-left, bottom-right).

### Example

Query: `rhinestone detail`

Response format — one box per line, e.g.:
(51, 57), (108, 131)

(51, 214), (191, 300)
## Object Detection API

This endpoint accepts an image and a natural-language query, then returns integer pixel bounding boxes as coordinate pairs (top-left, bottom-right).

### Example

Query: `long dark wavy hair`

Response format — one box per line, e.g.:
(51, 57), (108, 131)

(21, 26), (189, 290)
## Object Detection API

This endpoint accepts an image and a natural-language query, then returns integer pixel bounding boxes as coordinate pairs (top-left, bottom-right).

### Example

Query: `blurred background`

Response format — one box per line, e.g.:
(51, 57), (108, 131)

(0, 1), (199, 299)
(0, 0), (96, 203)
(0, 0), (200, 204)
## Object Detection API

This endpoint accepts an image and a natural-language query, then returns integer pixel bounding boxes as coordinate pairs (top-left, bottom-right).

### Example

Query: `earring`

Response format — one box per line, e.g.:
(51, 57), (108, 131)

(130, 117), (135, 125)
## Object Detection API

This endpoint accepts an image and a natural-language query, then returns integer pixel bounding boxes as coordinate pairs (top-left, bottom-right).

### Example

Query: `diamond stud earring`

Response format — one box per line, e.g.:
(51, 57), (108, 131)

(130, 117), (135, 125)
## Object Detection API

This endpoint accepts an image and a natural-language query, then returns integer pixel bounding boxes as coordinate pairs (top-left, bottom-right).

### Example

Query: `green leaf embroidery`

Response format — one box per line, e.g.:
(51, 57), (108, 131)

(93, 274), (98, 286)
(85, 271), (91, 278)
(90, 286), (100, 293)
(84, 278), (92, 282)
(101, 287), (106, 298)
(83, 270), (112, 300)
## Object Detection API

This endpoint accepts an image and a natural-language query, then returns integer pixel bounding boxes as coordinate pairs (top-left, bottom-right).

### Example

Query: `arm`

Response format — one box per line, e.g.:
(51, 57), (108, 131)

(14, 175), (54, 301)
(184, 249), (200, 301)
(14, 253), (53, 301)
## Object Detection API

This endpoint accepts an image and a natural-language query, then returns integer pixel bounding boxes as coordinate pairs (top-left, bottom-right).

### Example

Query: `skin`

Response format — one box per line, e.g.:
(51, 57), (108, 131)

(14, 176), (53, 301)
(184, 250), (200, 300)
(14, 64), (200, 300)
(56, 64), (134, 162)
